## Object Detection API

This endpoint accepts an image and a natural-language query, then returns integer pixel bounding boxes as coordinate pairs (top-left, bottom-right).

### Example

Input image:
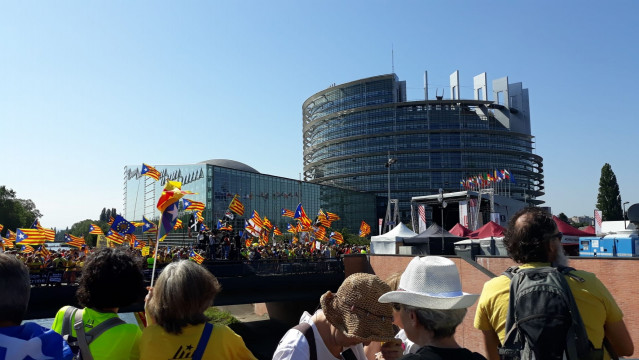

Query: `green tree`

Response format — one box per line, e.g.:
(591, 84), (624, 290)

(596, 163), (623, 221)
(100, 208), (107, 222)
(0, 186), (42, 232)
(558, 213), (570, 223)
(68, 219), (108, 247)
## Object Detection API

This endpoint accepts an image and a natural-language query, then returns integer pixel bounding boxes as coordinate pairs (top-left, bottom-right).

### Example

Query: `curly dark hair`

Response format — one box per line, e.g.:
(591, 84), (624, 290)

(76, 248), (145, 309)
(503, 207), (557, 264)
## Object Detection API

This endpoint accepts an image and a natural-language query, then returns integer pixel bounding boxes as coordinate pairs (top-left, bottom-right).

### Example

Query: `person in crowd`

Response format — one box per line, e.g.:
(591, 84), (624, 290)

(141, 260), (256, 359)
(378, 256), (484, 360)
(273, 272), (396, 360)
(474, 207), (634, 359)
(52, 248), (146, 360)
(0, 253), (73, 360)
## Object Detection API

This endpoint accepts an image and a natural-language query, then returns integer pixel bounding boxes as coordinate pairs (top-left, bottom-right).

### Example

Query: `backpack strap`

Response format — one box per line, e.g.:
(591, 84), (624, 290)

(61, 306), (78, 340)
(501, 266), (519, 279)
(191, 322), (214, 360)
(73, 310), (94, 360)
(84, 317), (126, 343)
(293, 322), (317, 360)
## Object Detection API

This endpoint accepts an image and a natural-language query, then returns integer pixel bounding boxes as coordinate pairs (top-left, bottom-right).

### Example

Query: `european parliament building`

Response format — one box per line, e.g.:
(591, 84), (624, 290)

(122, 159), (377, 235)
(302, 72), (544, 225)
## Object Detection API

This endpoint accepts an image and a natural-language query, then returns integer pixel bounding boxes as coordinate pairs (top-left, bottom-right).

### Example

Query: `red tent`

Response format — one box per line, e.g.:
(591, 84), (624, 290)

(449, 223), (472, 237)
(580, 225), (596, 236)
(469, 221), (506, 239)
(552, 216), (595, 237)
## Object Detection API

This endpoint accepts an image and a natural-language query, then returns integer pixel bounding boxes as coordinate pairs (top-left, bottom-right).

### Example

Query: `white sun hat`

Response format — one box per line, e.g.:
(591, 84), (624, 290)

(378, 256), (479, 310)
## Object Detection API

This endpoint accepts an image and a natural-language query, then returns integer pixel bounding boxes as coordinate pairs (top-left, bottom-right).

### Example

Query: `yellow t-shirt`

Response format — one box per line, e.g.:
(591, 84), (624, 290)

(474, 262), (623, 349)
(52, 306), (141, 360)
(139, 323), (256, 360)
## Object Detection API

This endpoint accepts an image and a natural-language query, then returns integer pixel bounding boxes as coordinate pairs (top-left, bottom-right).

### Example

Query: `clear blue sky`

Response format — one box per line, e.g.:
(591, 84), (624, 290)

(2, 1), (637, 230)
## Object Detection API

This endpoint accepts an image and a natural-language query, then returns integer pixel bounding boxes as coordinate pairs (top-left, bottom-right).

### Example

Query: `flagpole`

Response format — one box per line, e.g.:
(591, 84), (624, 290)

(150, 213), (161, 287)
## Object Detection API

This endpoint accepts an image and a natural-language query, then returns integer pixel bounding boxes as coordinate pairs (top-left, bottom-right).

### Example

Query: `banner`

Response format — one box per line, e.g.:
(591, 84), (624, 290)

(418, 205), (427, 233)
(490, 212), (501, 225)
(459, 201), (468, 228)
(594, 210), (603, 235)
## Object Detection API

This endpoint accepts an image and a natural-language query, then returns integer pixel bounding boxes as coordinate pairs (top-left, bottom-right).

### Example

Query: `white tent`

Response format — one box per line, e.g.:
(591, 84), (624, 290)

(370, 223), (418, 254)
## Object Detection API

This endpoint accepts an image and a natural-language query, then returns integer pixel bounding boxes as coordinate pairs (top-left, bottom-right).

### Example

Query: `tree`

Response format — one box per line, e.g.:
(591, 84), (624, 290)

(0, 186), (42, 232)
(100, 208), (107, 222)
(596, 163), (623, 221)
(558, 213), (570, 223)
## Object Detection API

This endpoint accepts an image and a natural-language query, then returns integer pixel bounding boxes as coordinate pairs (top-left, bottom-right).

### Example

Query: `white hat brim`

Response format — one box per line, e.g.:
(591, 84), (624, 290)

(378, 290), (479, 310)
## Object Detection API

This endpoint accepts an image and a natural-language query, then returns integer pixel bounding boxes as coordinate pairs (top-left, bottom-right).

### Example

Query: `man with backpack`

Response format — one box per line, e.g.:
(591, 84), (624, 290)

(474, 207), (633, 359)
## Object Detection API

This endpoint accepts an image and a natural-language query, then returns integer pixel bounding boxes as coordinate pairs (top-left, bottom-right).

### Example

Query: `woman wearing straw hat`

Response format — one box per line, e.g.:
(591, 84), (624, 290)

(378, 256), (485, 360)
(273, 273), (396, 360)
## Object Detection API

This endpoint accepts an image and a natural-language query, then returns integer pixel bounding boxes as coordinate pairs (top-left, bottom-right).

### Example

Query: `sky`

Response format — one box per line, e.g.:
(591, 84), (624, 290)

(2, 1), (638, 230)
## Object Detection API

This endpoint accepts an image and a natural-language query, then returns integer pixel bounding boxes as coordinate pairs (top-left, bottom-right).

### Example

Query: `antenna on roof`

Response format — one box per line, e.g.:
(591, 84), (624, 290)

(391, 44), (394, 74)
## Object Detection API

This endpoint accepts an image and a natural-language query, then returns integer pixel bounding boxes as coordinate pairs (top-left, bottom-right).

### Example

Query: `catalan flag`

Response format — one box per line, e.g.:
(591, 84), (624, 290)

(245, 239), (252, 247)
(125, 233), (137, 245)
(287, 223), (297, 234)
(248, 211), (263, 231)
(330, 231), (344, 244)
(0, 224), (3, 233)
(294, 203), (312, 228)
(281, 208), (295, 218)
(292, 236), (299, 244)
(5, 229), (16, 241)
(189, 250), (205, 264)
(89, 224), (104, 235)
(262, 217), (273, 230)
(314, 226), (326, 241)
(326, 211), (340, 221)
(273, 226), (282, 236)
(142, 217), (157, 233)
(34, 222), (55, 242)
(65, 233), (86, 248)
(183, 198), (205, 212)
(173, 219), (183, 230)
(1, 237), (13, 249)
(39, 244), (51, 258)
(195, 211), (204, 223)
(141, 163), (161, 181)
(16, 228), (46, 245)
(228, 195), (245, 216)
(359, 221), (371, 237)
(244, 220), (260, 237)
(105, 230), (124, 245)
(21, 244), (35, 253)
(316, 213), (332, 228)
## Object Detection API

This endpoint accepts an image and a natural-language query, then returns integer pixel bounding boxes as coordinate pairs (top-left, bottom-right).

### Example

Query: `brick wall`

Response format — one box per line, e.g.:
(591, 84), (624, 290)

(360, 255), (638, 357)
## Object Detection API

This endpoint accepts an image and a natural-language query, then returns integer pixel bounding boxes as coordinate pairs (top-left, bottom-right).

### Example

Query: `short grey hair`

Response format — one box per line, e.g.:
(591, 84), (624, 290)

(402, 305), (467, 339)
(146, 260), (221, 335)
(0, 254), (31, 324)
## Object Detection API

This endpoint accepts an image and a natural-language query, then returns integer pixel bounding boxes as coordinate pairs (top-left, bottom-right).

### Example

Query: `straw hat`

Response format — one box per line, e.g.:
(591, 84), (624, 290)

(378, 256), (478, 310)
(320, 273), (395, 342)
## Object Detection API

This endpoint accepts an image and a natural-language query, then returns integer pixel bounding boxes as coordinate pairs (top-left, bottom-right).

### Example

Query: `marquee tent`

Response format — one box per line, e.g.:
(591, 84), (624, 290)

(553, 216), (596, 246)
(370, 222), (418, 254)
(403, 223), (465, 255)
(469, 221), (506, 239)
(449, 223), (472, 237)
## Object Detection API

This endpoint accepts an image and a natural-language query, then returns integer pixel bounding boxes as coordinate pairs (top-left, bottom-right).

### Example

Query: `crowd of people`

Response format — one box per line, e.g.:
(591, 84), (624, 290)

(0, 207), (634, 359)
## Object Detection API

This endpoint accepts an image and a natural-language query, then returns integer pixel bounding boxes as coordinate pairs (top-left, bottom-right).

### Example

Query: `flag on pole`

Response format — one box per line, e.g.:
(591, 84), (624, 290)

(15, 228), (46, 245)
(359, 221), (371, 237)
(325, 211), (340, 221)
(65, 233), (86, 248)
(21, 245), (35, 253)
(173, 219), (183, 230)
(183, 199), (205, 212)
(105, 230), (124, 245)
(330, 231), (344, 244)
(33, 221), (55, 242)
(281, 208), (295, 218)
(89, 224), (104, 235)
(228, 195), (245, 216)
(294, 203), (312, 228)
(189, 250), (205, 264)
(142, 216), (157, 233)
(111, 215), (136, 235)
(141, 163), (161, 181)
(157, 181), (193, 242)
(273, 226), (282, 236)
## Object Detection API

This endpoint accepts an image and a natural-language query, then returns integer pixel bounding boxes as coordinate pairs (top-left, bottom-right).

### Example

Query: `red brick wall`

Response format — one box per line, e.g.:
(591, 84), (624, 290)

(361, 255), (638, 357)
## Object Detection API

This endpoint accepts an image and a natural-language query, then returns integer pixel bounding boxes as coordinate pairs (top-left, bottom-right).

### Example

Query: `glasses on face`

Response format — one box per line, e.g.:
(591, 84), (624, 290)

(391, 303), (402, 311)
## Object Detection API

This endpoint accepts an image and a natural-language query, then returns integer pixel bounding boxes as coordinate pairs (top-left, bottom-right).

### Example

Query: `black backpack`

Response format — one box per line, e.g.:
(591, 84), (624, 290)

(499, 266), (605, 360)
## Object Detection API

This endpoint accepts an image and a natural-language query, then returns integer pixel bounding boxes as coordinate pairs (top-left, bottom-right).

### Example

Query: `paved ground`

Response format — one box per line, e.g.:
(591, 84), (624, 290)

(221, 304), (291, 360)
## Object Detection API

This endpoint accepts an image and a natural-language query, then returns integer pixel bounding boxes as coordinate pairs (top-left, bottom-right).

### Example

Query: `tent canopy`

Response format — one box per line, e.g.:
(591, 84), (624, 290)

(404, 223), (464, 245)
(553, 216), (595, 237)
(469, 221), (506, 239)
(580, 225), (596, 235)
(371, 222), (417, 242)
(449, 223), (472, 237)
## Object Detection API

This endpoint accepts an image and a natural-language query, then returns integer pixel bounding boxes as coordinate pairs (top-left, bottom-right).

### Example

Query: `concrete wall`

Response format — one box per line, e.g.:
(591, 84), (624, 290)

(360, 255), (639, 358)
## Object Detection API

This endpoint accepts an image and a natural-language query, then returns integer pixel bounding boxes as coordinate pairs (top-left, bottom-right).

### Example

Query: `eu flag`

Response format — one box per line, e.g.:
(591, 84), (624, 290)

(111, 215), (136, 235)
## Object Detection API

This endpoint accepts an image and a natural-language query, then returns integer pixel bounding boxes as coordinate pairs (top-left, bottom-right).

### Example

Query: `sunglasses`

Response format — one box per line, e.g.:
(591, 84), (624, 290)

(391, 303), (402, 311)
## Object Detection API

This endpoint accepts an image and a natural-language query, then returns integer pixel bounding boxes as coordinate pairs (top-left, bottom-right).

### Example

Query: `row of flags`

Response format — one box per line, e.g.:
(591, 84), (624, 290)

(460, 169), (514, 190)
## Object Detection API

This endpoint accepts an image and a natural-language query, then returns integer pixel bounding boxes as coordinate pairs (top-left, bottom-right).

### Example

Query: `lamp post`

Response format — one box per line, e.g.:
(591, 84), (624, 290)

(623, 201), (630, 229)
(437, 188), (447, 254)
(385, 152), (397, 232)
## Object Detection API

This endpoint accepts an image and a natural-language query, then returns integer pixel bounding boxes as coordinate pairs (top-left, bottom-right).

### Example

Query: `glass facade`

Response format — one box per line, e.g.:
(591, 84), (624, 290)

(303, 73), (544, 224)
(123, 163), (377, 235)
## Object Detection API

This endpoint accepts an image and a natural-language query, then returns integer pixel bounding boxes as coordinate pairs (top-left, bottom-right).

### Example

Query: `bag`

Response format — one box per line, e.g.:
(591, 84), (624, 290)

(60, 306), (126, 360)
(499, 266), (603, 360)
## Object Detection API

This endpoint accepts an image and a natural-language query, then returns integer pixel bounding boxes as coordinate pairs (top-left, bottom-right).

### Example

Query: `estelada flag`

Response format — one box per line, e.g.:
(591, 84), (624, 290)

(141, 163), (161, 181)
(89, 224), (104, 235)
(189, 250), (204, 264)
(183, 198), (205, 212)
(228, 195), (245, 216)
(16, 228), (45, 245)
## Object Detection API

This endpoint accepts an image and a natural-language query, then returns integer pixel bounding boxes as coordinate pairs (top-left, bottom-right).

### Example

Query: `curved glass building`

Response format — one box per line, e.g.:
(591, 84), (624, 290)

(303, 72), (544, 225)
